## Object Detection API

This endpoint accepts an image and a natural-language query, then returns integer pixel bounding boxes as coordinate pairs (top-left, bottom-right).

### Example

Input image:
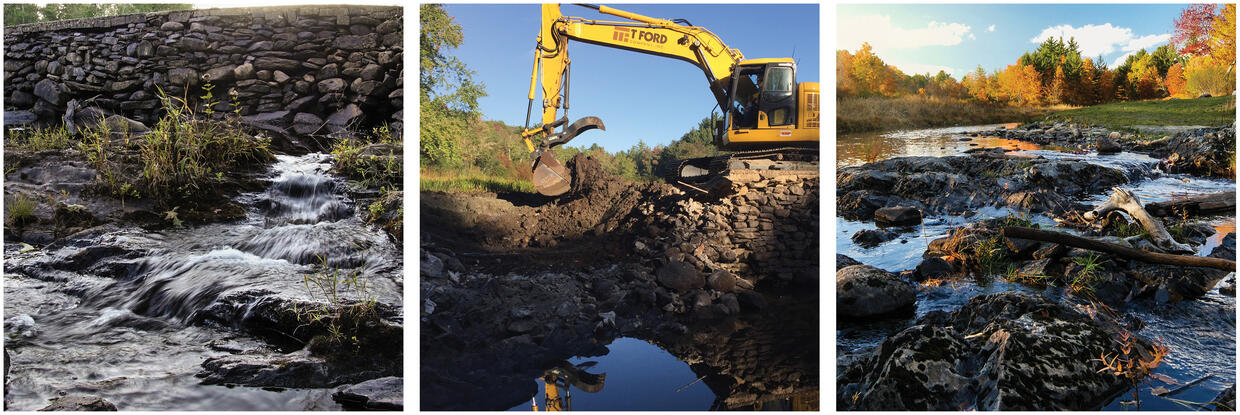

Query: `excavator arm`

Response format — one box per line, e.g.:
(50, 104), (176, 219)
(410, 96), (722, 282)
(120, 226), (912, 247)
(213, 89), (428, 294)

(521, 4), (745, 195)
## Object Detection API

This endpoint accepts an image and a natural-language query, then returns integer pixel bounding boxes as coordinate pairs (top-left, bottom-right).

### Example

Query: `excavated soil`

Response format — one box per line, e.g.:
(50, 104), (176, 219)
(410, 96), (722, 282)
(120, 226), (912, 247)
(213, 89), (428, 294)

(420, 154), (677, 272)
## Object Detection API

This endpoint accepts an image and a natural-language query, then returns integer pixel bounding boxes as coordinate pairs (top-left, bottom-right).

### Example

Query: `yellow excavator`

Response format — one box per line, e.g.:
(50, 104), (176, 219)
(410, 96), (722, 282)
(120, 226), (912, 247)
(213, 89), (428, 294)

(520, 3), (820, 196)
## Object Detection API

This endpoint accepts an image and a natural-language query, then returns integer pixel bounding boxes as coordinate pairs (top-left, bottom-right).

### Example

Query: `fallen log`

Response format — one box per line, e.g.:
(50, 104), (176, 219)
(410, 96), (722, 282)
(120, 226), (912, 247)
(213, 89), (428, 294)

(1002, 226), (1236, 271)
(1146, 191), (1236, 218)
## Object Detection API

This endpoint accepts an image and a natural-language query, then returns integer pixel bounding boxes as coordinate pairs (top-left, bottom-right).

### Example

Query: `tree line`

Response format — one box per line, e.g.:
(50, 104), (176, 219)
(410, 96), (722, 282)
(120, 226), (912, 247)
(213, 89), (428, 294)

(838, 4), (1236, 106)
(419, 4), (719, 182)
(3, 4), (191, 26)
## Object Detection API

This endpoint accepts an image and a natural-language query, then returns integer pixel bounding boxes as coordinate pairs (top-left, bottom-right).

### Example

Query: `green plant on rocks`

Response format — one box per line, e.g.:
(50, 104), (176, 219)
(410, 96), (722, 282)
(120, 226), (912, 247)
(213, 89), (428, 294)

(972, 235), (1011, 277)
(331, 124), (402, 189)
(6, 125), (72, 151)
(289, 254), (383, 357)
(6, 194), (36, 226)
(1069, 252), (1108, 294)
(138, 86), (272, 205)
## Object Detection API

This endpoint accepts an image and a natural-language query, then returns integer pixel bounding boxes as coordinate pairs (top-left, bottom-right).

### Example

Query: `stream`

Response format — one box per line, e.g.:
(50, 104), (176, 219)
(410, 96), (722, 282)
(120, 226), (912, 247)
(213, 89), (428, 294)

(838, 125), (1236, 411)
(3, 154), (402, 410)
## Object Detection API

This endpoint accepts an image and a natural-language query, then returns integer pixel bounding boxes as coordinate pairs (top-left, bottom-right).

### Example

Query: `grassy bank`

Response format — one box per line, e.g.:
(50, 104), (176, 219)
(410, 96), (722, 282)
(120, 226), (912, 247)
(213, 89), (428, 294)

(837, 96), (1059, 134)
(1040, 95), (1236, 129)
(420, 168), (534, 194)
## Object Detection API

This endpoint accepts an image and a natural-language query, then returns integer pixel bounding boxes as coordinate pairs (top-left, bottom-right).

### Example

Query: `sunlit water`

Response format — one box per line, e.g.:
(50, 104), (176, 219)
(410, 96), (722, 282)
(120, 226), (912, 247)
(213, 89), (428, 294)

(3, 154), (402, 410)
(837, 125), (1236, 411)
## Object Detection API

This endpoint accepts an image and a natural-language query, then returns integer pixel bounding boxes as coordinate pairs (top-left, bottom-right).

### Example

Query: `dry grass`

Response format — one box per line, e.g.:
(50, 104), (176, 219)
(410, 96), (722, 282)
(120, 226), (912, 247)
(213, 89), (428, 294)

(837, 96), (1062, 134)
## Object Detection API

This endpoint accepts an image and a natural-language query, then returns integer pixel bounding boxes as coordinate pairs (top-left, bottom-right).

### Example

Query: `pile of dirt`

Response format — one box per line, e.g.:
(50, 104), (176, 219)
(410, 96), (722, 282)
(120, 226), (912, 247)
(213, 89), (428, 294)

(420, 154), (679, 271)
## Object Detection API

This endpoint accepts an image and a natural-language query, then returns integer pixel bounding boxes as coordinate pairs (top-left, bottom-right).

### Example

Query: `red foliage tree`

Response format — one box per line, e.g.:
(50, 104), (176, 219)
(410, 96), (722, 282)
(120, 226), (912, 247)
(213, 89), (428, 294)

(1173, 4), (1219, 56)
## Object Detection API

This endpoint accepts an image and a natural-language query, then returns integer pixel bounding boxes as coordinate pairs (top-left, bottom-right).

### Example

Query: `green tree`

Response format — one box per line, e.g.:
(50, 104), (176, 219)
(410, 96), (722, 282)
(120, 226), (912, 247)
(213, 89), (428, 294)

(5, 4), (191, 26)
(420, 4), (486, 168)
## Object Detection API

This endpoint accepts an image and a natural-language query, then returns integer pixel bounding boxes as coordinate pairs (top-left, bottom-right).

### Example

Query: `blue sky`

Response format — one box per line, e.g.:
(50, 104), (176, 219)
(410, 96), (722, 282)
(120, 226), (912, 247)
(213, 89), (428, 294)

(837, 4), (1186, 80)
(443, 3), (820, 153)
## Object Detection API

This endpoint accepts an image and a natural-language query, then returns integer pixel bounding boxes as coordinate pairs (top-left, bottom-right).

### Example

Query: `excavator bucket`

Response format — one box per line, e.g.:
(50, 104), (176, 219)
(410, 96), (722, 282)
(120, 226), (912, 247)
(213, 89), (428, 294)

(532, 151), (572, 196)
(531, 116), (605, 196)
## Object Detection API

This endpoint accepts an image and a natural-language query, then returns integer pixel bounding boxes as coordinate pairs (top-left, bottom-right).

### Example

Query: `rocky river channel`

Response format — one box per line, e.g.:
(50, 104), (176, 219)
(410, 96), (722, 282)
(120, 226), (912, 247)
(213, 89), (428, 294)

(837, 123), (1236, 411)
(3, 153), (403, 410)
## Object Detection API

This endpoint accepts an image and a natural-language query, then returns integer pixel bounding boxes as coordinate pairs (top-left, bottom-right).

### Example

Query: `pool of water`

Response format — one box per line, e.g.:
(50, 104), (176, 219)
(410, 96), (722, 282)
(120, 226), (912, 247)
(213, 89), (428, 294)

(837, 124), (1236, 411)
(506, 337), (715, 411)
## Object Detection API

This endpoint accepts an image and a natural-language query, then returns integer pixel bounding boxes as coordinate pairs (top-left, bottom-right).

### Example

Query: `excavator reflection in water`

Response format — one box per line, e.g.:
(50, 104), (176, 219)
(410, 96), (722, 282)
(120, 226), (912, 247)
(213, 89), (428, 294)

(528, 361), (606, 411)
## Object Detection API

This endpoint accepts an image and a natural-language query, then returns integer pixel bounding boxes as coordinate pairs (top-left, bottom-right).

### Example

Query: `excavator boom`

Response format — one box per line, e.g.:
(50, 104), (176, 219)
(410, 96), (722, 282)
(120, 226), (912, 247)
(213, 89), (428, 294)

(521, 4), (817, 196)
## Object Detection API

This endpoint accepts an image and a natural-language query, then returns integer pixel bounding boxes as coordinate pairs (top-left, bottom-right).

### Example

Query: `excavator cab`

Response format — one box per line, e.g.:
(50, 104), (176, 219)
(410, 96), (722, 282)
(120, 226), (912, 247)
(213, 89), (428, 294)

(719, 59), (817, 150)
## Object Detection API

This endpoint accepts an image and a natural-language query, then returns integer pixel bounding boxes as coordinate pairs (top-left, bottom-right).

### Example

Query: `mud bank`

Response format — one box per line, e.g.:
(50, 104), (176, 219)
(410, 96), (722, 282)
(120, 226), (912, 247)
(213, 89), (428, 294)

(420, 155), (819, 410)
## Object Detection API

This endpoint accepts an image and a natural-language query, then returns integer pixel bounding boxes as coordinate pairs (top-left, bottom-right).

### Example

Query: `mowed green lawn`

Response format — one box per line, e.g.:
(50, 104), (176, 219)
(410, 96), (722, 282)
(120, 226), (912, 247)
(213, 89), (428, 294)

(1041, 95), (1235, 129)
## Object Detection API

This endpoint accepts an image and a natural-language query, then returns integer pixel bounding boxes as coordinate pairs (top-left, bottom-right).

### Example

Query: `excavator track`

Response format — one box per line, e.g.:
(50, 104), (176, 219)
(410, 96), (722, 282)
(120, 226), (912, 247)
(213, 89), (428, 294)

(664, 147), (819, 195)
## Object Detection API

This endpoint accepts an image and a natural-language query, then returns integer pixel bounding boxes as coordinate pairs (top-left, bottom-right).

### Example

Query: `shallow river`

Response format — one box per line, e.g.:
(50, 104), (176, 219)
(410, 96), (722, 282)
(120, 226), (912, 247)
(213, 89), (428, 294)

(4, 154), (402, 410)
(838, 125), (1236, 411)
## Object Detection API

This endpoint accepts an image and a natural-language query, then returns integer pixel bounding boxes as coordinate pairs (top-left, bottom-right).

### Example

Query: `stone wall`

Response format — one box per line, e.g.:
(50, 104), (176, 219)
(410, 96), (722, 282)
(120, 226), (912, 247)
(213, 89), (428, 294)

(640, 171), (820, 288)
(3, 5), (402, 142)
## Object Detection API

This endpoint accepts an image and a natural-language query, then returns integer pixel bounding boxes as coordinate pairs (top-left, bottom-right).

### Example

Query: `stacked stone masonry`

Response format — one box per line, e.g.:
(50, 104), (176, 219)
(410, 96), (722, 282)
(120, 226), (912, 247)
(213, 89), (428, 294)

(654, 171), (819, 287)
(3, 6), (403, 137)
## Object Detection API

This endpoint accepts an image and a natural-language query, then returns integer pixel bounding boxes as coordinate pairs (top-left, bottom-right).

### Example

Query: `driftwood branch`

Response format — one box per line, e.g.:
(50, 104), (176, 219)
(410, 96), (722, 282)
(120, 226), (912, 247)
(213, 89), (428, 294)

(1002, 226), (1236, 271)
(1083, 188), (1194, 254)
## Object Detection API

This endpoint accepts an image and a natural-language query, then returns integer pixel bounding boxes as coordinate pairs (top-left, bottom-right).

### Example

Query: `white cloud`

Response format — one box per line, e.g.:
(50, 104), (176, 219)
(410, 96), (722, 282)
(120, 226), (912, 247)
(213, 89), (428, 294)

(1123, 33), (1171, 52)
(838, 14), (972, 55)
(969, 33), (976, 40)
(1111, 51), (1135, 66)
(987, 25), (995, 32)
(1030, 23), (1171, 60)
(1030, 23), (1133, 57)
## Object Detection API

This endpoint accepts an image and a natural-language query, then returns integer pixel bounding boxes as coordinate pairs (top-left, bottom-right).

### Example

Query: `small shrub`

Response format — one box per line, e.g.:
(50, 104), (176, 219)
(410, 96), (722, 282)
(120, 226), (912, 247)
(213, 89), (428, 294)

(1186, 64), (1235, 97)
(6, 194), (36, 225)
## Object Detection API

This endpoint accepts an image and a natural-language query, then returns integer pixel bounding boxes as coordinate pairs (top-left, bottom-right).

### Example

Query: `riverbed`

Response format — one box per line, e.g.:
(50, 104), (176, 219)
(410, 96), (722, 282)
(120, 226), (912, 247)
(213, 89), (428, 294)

(838, 124), (1236, 411)
(3, 154), (402, 410)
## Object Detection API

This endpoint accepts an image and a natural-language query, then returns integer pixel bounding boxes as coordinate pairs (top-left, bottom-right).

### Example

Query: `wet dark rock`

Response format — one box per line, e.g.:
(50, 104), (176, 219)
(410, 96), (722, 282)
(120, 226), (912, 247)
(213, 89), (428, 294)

(837, 265), (914, 318)
(1152, 126), (1236, 178)
(1209, 232), (1236, 261)
(1127, 262), (1229, 303)
(838, 155), (1130, 220)
(292, 112), (324, 135)
(838, 292), (1141, 410)
(1096, 135), (1122, 154)
(851, 228), (898, 248)
(656, 260), (703, 293)
(198, 350), (334, 388)
(874, 206), (922, 227)
(1032, 243), (1067, 260)
(333, 376), (402, 410)
(1003, 237), (1041, 260)
(913, 257), (954, 281)
(38, 395), (117, 411)
(1212, 383), (1235, 411)
(837, 254), (861, 270)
